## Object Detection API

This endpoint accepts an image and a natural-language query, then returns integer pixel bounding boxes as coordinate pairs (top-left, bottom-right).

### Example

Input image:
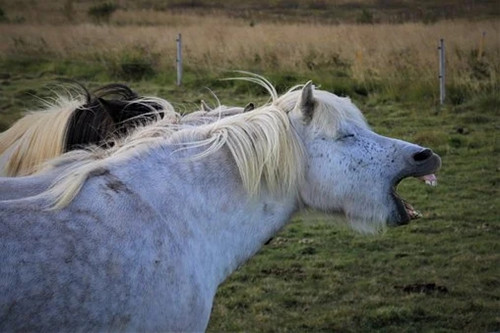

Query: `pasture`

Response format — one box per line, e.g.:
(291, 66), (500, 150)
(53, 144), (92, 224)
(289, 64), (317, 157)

(0, 1), (499, 331)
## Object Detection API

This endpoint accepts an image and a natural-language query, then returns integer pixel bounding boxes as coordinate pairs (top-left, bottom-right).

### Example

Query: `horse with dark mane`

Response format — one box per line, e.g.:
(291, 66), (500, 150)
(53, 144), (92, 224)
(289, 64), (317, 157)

(0, 83), (176, 177)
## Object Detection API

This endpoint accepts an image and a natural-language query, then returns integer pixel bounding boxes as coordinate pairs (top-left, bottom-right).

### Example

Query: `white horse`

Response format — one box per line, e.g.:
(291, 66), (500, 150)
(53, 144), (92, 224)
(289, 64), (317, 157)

(0, 74), (441, 331)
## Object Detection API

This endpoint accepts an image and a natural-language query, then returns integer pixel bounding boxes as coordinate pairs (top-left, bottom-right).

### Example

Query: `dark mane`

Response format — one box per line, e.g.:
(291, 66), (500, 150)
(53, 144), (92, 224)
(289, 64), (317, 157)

(95, 84), (165, 134)
(64, 83), (165, 151)
(93, 83), (140, 100)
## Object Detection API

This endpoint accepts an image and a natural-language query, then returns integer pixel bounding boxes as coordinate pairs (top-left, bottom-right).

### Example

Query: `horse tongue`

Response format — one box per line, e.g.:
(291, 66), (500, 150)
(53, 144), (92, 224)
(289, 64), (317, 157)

(418, 174), (438, 186)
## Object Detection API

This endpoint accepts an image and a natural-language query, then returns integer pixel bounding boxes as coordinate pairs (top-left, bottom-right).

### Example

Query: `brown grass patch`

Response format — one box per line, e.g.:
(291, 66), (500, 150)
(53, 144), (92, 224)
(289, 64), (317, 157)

(0, 15), (498, 89)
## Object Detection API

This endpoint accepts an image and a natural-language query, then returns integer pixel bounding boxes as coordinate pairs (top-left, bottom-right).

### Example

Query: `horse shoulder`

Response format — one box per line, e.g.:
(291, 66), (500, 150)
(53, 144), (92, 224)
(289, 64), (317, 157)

(0, 168), (212, 331)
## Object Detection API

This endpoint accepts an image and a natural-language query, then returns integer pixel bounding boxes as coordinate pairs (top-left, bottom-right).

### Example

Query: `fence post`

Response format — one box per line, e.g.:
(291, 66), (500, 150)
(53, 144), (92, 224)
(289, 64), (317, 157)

(438, 38), (445, 105)
(478, 31), (486, 60)
(176, 33), (182, 86)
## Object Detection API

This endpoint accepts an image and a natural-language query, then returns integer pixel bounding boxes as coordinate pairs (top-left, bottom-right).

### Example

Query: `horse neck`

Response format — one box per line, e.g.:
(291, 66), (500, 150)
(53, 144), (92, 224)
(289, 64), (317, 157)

(114, 142), (299, 288)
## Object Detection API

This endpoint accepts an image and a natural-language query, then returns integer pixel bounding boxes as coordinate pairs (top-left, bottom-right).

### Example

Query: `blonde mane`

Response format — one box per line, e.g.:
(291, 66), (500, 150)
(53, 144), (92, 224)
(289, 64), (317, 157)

(41, 74), (368, 210)
(178, 105), (305, 196)
(0, 96), (85, 176)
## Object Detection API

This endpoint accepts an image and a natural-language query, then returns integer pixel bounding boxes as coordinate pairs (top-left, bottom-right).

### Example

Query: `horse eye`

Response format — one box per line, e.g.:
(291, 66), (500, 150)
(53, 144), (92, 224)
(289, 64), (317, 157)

(338, 133), (355, 140)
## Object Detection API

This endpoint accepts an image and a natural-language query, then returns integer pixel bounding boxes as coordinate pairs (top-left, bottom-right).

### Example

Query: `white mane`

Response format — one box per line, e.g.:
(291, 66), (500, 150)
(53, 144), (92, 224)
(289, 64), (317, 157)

(41, 74), (368, 210)
(176, 105), (305, 196)
(276, 89), (368, 135)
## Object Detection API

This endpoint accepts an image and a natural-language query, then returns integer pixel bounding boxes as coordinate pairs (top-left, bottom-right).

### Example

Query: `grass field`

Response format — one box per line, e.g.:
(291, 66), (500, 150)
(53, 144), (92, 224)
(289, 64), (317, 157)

(0, 0), (499, 331)
(207, 91), (499, 332)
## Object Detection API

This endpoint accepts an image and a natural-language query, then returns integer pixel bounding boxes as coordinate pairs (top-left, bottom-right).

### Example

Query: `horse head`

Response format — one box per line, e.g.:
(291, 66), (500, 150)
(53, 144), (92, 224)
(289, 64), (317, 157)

(283, 82), (441, 233)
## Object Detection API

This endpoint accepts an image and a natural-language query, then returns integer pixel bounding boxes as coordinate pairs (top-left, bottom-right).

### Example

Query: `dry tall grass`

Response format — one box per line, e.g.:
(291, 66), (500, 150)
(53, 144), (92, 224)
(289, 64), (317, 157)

(0, 13), (498, 88)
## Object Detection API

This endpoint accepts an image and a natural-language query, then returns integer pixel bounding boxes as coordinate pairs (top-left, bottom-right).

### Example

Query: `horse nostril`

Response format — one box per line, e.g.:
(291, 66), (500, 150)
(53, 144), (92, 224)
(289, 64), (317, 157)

(413, 149), (432, 162)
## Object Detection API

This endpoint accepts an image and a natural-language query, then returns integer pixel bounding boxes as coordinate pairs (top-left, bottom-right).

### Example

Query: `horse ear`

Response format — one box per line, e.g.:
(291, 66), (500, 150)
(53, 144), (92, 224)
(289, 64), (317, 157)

(243, 102), (255, 112)
(298, 81), (315, 122)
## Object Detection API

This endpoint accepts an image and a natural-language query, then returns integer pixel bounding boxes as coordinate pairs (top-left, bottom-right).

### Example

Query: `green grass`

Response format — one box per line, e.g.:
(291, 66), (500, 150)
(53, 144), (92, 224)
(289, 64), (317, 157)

(0, 58), (498, 332)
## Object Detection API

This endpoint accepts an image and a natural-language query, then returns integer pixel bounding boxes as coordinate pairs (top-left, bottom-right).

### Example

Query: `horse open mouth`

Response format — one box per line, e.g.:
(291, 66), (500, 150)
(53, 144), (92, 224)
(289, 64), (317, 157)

(392, 173), (438, 224)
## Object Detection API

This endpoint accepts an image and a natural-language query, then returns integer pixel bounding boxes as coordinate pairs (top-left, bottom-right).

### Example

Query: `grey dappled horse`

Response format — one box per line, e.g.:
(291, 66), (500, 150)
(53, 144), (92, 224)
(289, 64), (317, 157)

(0, 74), (440, 331)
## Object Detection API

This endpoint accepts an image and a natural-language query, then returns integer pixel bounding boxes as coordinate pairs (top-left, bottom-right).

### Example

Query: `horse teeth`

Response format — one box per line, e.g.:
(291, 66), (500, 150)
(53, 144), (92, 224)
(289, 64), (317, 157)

(425, 179), (437, 186)
(419, 174), (438, 187)
(409, 208), (422, 219)
(403, 200), (422, 220)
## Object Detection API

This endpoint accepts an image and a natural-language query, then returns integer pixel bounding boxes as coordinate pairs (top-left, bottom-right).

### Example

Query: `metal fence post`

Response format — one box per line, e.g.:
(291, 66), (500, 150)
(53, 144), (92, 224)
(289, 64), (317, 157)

(176, 33), (182, 86)
(438, 38), (445, 105)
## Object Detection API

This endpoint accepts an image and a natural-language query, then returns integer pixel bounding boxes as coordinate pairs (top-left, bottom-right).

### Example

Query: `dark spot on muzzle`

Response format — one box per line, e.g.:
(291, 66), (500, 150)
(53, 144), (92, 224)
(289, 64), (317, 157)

(412, 149), (433, 162)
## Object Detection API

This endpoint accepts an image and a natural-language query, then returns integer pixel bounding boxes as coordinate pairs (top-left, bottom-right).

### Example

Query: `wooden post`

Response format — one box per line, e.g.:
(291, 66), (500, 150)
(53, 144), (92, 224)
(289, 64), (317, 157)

(438, 38), (445, 105)
(478, 31), (486, 60)
(176, 33), (182, 86)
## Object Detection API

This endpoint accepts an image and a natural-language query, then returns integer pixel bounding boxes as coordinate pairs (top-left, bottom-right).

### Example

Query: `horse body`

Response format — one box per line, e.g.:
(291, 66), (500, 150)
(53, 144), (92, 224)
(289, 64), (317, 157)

(0, 140), (296, 331)
(0, 76), (441, 331)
